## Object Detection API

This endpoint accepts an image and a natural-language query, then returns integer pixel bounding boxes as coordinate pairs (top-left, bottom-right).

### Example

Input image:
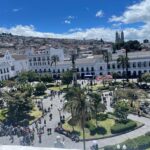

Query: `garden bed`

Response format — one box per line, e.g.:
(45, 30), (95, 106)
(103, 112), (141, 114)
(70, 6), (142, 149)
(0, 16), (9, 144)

(63, 116), (142, 140)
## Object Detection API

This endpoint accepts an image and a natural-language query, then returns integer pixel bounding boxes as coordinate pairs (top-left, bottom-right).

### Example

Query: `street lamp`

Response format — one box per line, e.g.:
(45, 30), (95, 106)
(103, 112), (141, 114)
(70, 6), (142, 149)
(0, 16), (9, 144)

(117, 144), (121, 149)
(122, 145), (127, 150)
(58, 107), (62, 126)
(117, 144), (127, 150)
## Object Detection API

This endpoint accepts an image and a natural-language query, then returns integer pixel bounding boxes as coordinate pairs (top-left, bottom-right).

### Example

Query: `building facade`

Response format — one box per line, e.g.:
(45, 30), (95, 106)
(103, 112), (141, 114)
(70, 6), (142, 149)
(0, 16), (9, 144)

(0, 51), (29, 81)
(0, 47), (150, 81)
(26, 48), (150, 79)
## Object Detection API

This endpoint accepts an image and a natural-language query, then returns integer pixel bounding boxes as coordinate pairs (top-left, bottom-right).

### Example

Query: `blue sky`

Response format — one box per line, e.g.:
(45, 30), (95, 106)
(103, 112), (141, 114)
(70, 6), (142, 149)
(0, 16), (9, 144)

(0, 0), (149, 41)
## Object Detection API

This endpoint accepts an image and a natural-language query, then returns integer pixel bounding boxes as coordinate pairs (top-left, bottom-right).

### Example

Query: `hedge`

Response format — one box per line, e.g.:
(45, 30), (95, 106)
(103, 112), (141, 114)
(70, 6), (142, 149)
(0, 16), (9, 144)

(111, 120), (137, 134)
(104, 133), (150, 150)
(85, 122), (96, 135)
(85, 122), (107, 135)
(97, 113), (108, 121)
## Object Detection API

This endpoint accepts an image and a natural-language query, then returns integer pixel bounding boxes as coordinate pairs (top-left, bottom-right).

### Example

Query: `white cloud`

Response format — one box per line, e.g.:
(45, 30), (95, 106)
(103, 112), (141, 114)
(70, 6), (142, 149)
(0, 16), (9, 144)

(69, 28), (82, 32)
(109, 0), (150, 23)
(0, 24), (150, 42)
(96, 10), (104, 18)
(64, 20), (71, 24)
(68, 16), (75, 20)
(12, 8), (22, 12)
(64, 16), (75, 24)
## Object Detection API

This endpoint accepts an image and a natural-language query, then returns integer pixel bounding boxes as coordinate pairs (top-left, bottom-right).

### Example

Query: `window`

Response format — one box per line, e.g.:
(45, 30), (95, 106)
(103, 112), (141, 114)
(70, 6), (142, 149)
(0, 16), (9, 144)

(81, 68), (84, 72)
(91, 67), (94, 71)
(100, 66), (103, 70)
(11, 66), (15, 71)
(143, 62), (147, 67)
(86, 67), (89, 72)
(112, 64), (115, 69)
(138, 62), (141, 68)
(133, 62), (136, 68)
(117, 65), (120, 69)
(33, 57), (36, 61)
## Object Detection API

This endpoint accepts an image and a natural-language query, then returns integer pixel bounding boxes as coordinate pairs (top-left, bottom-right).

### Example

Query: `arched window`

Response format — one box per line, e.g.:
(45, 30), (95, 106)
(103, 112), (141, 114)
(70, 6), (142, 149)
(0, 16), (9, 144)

(100, 66), (103, 70)
(86, 67), (89, 72)
(91, 67), (94, 71)
(81, 68), (84, 72)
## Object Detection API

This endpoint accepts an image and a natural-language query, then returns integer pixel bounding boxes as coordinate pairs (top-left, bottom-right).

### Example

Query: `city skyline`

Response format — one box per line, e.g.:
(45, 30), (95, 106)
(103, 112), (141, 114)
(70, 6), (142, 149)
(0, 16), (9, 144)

(0, 0), (149, 41)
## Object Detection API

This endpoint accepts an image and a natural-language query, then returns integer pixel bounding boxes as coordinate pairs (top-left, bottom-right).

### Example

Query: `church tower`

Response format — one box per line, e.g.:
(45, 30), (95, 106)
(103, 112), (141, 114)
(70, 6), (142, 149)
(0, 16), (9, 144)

(115, 31), (120, 43)
(121, 31), (124, 43)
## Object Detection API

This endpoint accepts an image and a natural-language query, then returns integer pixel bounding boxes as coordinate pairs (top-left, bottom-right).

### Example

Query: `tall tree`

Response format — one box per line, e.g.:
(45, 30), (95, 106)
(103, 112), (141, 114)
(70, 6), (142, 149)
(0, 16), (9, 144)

(112, 72), (120, 83)
(103, 51), (112, 69)
(114, 101), (129, 123)
(3, 92), (33, 125)
(63, 87), (93, 150)
(61, 70), (73, 88)
(117, 55), (128, 87)
(51, 55), (59, 66)
(88, 92), (106, 127)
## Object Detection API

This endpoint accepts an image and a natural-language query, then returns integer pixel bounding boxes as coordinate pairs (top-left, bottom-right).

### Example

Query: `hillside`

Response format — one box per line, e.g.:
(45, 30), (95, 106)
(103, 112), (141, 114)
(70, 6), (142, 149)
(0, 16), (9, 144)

(0, 33), (112, 55)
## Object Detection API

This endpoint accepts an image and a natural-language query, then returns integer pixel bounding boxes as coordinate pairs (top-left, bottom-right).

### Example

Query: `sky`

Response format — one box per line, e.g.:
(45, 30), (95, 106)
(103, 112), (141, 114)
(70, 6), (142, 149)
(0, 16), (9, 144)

(0, 0), (149, 41)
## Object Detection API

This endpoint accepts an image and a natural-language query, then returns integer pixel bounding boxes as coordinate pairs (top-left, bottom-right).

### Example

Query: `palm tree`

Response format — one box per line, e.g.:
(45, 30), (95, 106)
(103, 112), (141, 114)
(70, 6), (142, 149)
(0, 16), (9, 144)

(103, 51), (112, 73)
(51, 55), (59, 66)
(63, 87), (93, 150)
(117, 55), (128, 88)
(88, 92), (106, 127)
(112, 72), (120, 84)
(51, 55), (59, 79)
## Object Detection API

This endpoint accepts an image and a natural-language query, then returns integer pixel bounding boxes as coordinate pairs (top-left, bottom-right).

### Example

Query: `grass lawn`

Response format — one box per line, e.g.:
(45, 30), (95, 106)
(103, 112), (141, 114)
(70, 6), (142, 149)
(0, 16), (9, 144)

(48, 85), (67, 91)
(91, 84), (103, 91)
(0, 109), (7, 121)
(29, 107), (42, 124)
(146, 148), (150, 150)
(63, 118), (115, 139)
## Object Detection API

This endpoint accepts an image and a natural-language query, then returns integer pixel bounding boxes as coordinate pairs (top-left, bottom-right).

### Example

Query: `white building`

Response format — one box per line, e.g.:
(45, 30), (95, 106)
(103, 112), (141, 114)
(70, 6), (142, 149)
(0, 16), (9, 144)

(1, 47), (150, 81)
(0, 51), (29, 81)
(27, 48), (150, 79)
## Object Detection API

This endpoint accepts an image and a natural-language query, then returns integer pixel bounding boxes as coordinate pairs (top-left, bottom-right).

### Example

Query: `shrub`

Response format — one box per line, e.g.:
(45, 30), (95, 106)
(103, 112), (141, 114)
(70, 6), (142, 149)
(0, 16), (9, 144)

(96, 126), (107, 135)
(98, 86), (109, 91)
(85, 122), (97, 135)
(68, 118), (78, 126)
(104, 134), (150, 150)
(35, 83), (47, 95)
(85, 122), (107, 135)
(111, 120), (137, 134)
(97, 113), (108, 121)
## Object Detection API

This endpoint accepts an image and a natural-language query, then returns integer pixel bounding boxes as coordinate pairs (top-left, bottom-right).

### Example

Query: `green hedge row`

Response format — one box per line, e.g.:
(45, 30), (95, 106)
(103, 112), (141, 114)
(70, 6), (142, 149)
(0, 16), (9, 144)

(111, 120), (137, 134)
(104, 133), (150, 150)
(97, 113), (108, 121)
(85, 122), (97, 135)
(85, 122), (107, 135)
